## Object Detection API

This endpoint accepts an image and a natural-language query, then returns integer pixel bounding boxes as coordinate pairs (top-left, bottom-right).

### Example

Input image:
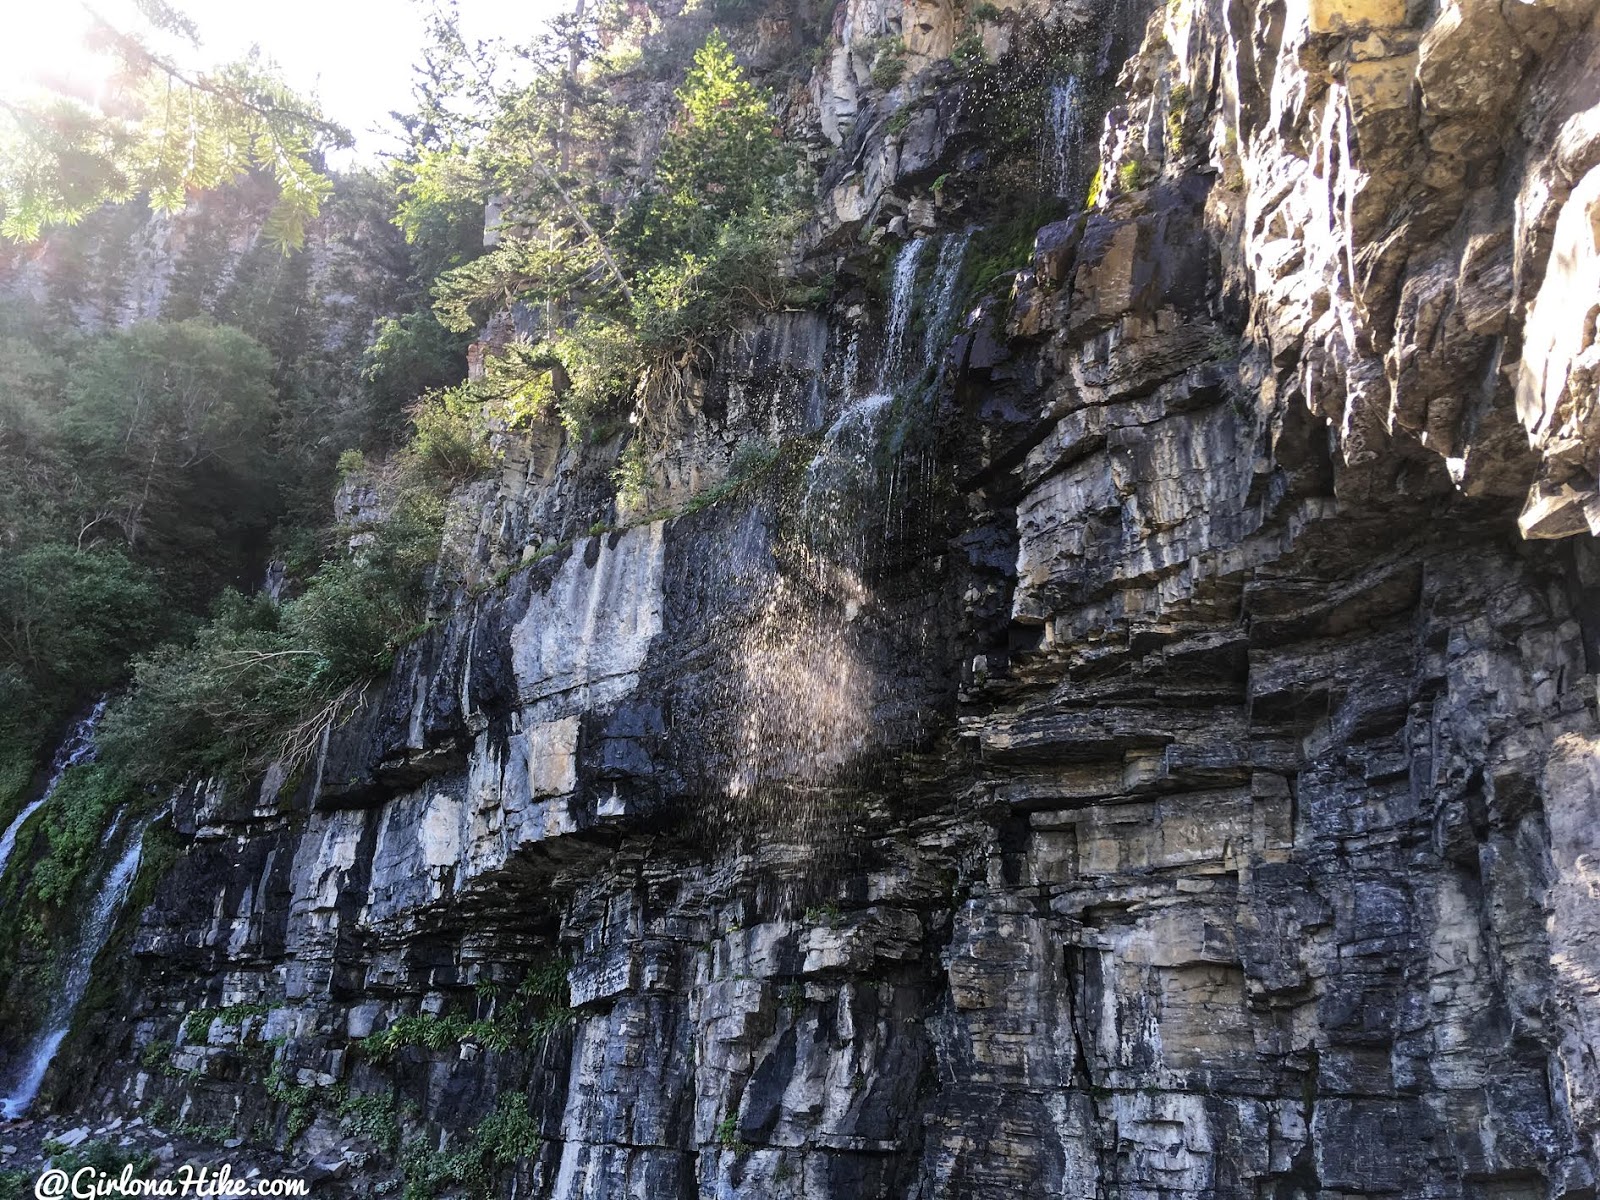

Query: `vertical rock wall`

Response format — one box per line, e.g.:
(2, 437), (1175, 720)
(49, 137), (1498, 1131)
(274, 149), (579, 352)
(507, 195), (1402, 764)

(11, 0), (1600, 1196)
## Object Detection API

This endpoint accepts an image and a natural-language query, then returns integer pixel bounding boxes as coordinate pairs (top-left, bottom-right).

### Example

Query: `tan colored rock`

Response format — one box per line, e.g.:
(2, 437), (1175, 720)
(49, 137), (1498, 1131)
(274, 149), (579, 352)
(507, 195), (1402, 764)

(1343, 53), (1416, 118)
(1306, 0), (1406, 34)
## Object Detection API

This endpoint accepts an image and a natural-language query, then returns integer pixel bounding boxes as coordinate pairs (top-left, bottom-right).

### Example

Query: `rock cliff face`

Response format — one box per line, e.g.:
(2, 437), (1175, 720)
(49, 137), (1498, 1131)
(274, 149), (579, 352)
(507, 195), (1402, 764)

(12, 0), (1600, 1196)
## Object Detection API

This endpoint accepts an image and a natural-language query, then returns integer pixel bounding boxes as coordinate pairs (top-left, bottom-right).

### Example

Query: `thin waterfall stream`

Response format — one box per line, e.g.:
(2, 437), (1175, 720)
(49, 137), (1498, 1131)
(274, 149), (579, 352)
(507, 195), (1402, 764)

(0, 703), (149, 1120)
(1044, 77), (1086, 198)
(0, 811), (146, 1118)
(877, 238), (927, 390)
(720, 228), (971, 878)
(0, 698), (108, 892)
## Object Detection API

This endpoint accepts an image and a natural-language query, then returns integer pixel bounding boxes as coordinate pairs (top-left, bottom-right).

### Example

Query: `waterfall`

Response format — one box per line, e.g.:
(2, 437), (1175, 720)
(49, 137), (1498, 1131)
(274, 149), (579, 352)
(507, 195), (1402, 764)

(1044, 77), (1086, 198)
(802, 392), (895, 569)
(720, 236), (964, 876)
(922, 230), (973, 363)
(723, 396), (891, 849)
(877, 238), (926, 390)
(0, 698), (109, 893)
(0, 813), (146, 1118)
(838, 331), (862, 402)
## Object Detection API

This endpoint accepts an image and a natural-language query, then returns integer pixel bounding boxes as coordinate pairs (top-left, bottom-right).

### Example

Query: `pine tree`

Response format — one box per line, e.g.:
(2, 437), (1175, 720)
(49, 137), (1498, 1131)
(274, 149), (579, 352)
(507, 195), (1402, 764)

(0, 9), (346, 250)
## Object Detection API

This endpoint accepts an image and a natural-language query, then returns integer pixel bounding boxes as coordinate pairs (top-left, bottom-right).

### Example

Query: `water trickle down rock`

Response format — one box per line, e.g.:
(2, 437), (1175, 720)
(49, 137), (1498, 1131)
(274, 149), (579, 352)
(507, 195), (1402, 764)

(718, 395), (891, 859)
(0, 811), (146, 1118)
(712, 229), (962, 854)
(877, 238), (927, 391)
(1043, 77), (1086, 199)
(922, 230), (973, 369)
(715, 235), (973, 868)
(0, 698), (109, 893)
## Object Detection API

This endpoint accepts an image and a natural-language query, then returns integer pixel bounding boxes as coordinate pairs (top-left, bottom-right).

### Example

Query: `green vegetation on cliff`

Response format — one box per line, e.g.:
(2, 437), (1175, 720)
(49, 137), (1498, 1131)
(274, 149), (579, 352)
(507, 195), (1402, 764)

(0, 4), (821, 1007)
(423, 26), (808, 440)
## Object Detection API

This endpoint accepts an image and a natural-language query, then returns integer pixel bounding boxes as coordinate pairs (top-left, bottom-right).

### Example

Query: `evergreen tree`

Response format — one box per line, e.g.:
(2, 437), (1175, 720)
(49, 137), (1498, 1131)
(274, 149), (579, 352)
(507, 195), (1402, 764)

(0, 6), (345, 250)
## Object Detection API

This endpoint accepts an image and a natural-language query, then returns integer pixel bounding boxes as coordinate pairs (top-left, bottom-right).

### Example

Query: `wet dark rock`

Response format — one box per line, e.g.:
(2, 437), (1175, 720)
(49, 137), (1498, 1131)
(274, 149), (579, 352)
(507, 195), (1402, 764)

(9, 0), (1600, 1195)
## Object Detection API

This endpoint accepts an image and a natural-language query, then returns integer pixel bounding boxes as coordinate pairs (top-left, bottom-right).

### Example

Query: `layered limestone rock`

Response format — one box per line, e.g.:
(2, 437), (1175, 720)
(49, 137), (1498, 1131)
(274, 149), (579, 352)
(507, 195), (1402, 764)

(1089, 0), (1600, 535)
(12, 0), (1600, 1196)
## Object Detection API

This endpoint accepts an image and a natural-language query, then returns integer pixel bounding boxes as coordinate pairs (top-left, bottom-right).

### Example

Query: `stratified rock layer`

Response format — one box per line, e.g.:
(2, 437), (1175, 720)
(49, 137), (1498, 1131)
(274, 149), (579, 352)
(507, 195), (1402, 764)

(15, 0), (1600, 1196)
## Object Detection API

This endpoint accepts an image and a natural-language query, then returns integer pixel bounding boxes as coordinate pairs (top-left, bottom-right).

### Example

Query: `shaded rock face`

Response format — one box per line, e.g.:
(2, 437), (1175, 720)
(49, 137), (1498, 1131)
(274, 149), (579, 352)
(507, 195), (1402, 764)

(20, 0), (1600, 1197)
(0, 178), (406, 353)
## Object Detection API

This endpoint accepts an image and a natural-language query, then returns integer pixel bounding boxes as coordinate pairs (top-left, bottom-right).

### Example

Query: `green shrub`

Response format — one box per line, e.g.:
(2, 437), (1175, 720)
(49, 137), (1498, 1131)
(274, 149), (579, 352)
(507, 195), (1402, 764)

(183, 1002), (273, 1043)
(402, 385), (496, 487)
(870, 38), (908, 89)
(614, 439), (650, 502)
(27, 764), (132, 910)
(98, 488), (444, 785)
(951, 32), (986, 71)
(401, 1140), (484, 1200)
(367, 1013), (472, 1058)
(431, 31), (802, 445)
(476, 1094), (541, 1163)
(337, 1091), (401, 1152)
(362, 311), (470, 441)
(265, 1060), (318, 1142)
(399, 1095), (540, 1200)
(0, 544), (163, 713)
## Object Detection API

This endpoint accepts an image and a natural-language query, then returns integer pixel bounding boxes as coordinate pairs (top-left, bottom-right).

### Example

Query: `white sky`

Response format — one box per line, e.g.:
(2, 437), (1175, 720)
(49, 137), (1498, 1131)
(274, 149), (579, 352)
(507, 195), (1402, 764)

(0, 0), (567, 160)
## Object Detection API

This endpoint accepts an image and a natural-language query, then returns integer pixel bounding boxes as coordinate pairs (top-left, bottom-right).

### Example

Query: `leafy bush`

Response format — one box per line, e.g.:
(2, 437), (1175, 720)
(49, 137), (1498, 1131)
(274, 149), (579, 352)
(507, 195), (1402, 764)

(337, 1091), (401, 1152)
(951, 32), (987, 71)
(182, 1002), (273, 1043)
(868, 37), (909, 89)
(399, 1094), (540, 1200)
(0, 543), (162, 716)
(365, 958), (572, 1061)
(476, 1094), (541, 1163)
(401, 1140), (485, 1200)
(265, 1059), (318, 1141)
(392, 149), (488, 284)
(98, 490), (444, 784)
(425, 30), (801, 444)
(402, 385), (497, 486)
(362, 311), (471, 442)
(24, 764), (133, 909)
(624, 33), (791, 255)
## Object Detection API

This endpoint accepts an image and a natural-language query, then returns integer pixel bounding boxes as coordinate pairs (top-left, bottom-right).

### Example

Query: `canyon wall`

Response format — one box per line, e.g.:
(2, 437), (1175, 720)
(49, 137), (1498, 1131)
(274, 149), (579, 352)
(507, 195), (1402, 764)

(10, 0), (1600, 1195)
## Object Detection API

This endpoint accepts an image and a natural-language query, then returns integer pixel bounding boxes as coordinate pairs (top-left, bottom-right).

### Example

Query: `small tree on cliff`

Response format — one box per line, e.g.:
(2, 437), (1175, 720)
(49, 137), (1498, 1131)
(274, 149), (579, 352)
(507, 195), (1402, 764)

(423, 26), (800, 437)
(623, 30), (790, 257)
